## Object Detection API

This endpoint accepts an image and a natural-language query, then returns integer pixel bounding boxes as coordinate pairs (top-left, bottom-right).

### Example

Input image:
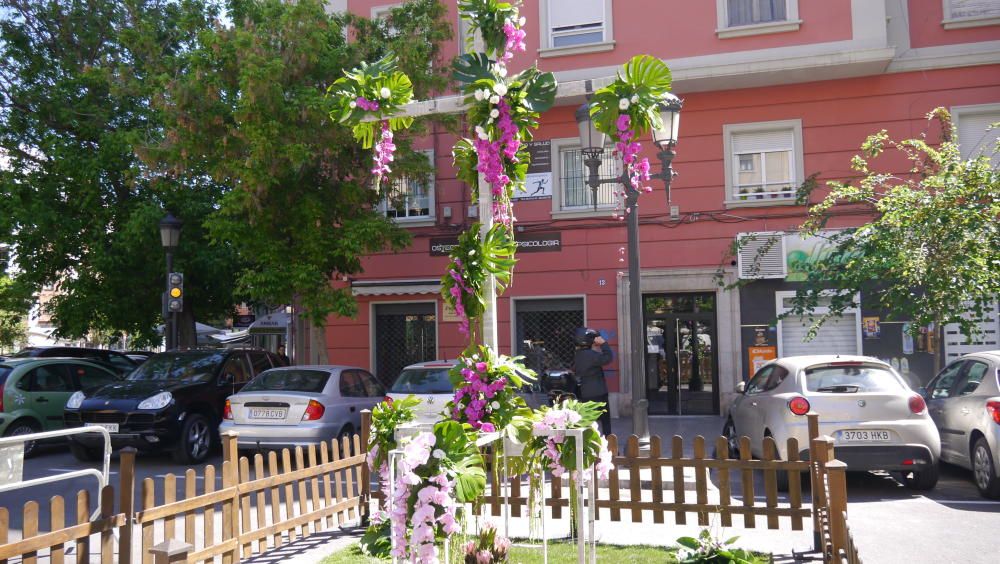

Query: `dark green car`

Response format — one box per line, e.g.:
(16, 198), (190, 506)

(0, 357), (121, 456)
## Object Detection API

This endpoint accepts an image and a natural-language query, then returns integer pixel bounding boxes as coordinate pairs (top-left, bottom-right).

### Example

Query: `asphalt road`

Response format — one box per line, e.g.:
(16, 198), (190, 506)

(5, 423), (1000, 563)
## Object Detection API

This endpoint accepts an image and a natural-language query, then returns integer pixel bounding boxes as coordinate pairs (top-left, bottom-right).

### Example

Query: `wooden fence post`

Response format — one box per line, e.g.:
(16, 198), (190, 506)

(119, 447), (137, 564)
(360, 410), (371, 522)
(807, 413), (820, 551)
(221, 431), (239, 564)
(149, 539), (191, 564)
(827, 460), (849, 561)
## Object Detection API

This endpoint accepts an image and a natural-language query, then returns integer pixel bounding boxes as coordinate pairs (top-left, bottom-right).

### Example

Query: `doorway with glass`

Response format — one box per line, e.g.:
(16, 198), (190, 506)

(644, 292), (720, 415)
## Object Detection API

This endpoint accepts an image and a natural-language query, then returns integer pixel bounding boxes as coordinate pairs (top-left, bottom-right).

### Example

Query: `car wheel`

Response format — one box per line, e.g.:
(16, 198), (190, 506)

(972, 437), (1000, 499)
(718, 418), (739, 459)
(70, 441), (102, 462)
(337, 425), (355, 452)
(4, 419), (41, 457)
(172, 413), (212, 464)
(898, 463), (939, 491)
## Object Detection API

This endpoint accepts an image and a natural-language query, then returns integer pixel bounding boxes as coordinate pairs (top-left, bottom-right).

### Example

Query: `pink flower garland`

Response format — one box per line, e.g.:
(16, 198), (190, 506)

(390, 432), (460, 563)
(611, 114), (653, 220)
(473, 99), (520, 228)
(451, 354), (507, 431)
(501, 18), (526, 63)
(372, 120), (395, 182)
(448, 258), (474, 335)
(533, 408), (614, 482)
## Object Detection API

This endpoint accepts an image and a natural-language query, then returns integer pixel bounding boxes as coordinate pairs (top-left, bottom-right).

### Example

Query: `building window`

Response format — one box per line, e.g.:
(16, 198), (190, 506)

(944, 0), (1000, 28)
(539, 0), (614, 55)
(378, 150), (434, 221)
(776, 291), (861, 357)
(715, 0), (799, 37)
(373, 302), (436, 388)
(723, 120), (804, 207)
(556, 143), (622, 211)
(513, 298), (585, 377)
(952, 104), (1000, 167)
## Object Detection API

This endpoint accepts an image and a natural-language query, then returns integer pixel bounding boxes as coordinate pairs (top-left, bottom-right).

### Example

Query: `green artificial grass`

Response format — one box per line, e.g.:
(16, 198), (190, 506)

(321, 540), (680, 563)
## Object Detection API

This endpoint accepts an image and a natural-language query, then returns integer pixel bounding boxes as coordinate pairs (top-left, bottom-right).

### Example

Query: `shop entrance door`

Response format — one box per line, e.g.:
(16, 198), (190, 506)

(644, 293), (719, 415)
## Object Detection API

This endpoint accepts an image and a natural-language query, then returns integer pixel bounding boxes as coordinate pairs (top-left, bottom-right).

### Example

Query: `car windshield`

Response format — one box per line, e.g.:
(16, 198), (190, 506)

(0, 365), (11, 387)
(126, 352), (225, 383)
(9, 349), (36, 358)
(390, 367), (454, 394)
(243, 369), (330, 393)
(805, 364), (904, 393)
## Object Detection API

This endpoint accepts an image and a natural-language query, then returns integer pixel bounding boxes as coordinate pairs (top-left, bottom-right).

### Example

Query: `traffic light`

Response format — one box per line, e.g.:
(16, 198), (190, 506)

(168, 272), (184, 313)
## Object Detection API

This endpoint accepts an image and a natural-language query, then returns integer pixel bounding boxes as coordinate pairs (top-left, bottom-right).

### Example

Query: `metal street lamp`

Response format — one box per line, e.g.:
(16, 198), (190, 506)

(576, 96), (682, 443)
(159, 212), (183, 350)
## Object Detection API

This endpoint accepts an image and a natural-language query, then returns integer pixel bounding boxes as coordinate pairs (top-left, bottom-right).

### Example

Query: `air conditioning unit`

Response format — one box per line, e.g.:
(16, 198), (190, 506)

(736, 232), (786, 279)
(467, 205), (479, 218)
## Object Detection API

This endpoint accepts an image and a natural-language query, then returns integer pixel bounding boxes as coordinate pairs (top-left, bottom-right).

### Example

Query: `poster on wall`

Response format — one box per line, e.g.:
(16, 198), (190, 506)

(748, 346), (777, 376)
(863, 316), (881, 339)
(517, 140), (552, 200)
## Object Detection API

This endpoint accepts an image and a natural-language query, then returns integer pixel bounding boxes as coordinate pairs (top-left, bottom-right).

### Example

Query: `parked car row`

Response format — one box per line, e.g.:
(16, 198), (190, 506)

(724, 353), (1000, 498)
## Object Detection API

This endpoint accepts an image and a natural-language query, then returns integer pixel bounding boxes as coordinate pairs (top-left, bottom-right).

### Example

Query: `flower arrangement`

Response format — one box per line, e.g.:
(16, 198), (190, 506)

(440, 224), (517, 339)
(328, 55), (415, 187)
(448, 344), (535, 433)
(587, 55), (676, 218)
(524, 399), (614, 483)
(462, 521), (512, 563)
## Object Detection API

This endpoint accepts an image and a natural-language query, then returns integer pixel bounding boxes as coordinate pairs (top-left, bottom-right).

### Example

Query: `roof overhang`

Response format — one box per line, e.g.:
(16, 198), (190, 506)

(351, 278), (441, 297)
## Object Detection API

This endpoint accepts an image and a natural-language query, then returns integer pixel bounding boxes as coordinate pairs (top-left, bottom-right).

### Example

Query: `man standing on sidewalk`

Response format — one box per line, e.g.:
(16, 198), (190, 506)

(573, 327), (614, 435)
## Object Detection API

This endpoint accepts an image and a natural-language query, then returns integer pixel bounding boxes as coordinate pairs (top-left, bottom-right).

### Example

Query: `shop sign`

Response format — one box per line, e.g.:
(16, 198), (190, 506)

(748, 346), (777, 375)
(516, 140), (552, 200)
(430, 231), (562, 256)
(233, 314), (255, 328)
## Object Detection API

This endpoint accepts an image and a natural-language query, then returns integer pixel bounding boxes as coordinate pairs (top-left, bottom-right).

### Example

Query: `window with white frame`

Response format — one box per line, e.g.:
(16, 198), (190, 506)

(378, 151), (434, 220)
(544, 0), (609, 49)
(944, 0), (1000, 26)
(724, 120), (803, 205)
(715, 0), (799, 37)
(371, 4), (400, 36)
(953, 104), (1000, 167)
(776, 291), (861, 357)
(557, 143), (622, 210)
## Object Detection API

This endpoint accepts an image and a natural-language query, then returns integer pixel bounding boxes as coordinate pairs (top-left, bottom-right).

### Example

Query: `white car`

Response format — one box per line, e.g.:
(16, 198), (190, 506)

(385, 360), (458, 423)
(724, 355), (941, 490)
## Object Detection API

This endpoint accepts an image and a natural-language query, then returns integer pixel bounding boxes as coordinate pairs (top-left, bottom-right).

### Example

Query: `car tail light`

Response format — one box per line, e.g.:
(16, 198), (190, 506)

(908, 394), (927, 415)
(223, 400), (233, 420)
(788, 396), (810, 416)
(302, 399), (325, 421)
(987, 401), (1000, 425)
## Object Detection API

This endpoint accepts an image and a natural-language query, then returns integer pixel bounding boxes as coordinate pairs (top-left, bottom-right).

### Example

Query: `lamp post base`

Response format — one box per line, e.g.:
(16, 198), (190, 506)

(632, 398), (650, 448)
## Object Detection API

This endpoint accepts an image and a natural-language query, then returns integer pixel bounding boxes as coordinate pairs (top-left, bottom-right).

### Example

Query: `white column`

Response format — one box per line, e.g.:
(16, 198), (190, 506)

(477, 172), (499, 351)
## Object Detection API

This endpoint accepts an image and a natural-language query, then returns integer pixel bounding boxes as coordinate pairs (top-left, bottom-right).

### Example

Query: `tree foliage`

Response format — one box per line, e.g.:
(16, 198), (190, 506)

(148, 0), (453, 324)
(769, 109), (1000, 351)
(0, 0), (240, 346)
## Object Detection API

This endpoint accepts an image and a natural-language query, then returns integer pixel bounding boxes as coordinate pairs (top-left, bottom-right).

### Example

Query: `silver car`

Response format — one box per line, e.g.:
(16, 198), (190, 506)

(724, 355), (941, 490)
(386, 360), (458, 424)
(220, 365), (384, 449)
(922, 351), (1000, 498)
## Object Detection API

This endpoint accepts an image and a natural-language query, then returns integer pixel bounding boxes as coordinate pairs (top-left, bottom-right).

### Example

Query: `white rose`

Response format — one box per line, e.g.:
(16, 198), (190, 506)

(432, 449), (445, 459)
(481, 88), (492, 100)
(630, 94), (639, 104)
(519, 16), (526, 26)
(349, 100), (357, 108)
(619, 98), (630, 111)
(380, 87), (391, 99)
(490, 109), (500, 119)
(474, 89), (485, 101)
(475, 126), (489, 140)
(497, 66), (508, 78)
(489, 95), (500, 105)
(491, 401), (500, 410)
(493, 83), (508, 96)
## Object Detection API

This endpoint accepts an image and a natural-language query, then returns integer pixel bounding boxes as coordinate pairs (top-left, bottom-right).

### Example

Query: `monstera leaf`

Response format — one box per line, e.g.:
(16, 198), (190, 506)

(622, 54), (672, 94)
(453, 53), (495, 85)
(515, 66), (557, 113)
(434, 421), (486, 503)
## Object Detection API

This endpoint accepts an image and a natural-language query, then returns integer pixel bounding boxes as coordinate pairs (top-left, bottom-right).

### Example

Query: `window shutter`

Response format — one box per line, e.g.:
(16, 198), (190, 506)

(956, 110), (1000, 163)
(549, 0), (604, 28)
(736, 232), (786, 279)
(944, 303), (1000, 362)
(949, 0), (1000, 18)
(732, 129), (794, 154)
(780, 315), (859, 357)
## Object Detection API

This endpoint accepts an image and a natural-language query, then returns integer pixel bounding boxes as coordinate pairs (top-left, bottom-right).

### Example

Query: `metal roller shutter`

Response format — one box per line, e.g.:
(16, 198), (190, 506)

(780, 314), (859, 357)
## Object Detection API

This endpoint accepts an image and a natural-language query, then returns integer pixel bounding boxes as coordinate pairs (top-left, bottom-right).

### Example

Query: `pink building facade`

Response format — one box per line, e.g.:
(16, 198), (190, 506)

(323, 0), (1000, 417)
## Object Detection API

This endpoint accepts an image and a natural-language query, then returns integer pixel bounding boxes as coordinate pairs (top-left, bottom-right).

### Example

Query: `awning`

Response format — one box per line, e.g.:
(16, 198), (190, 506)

(209, 330), (249, 344)
(351, 278), (441, 296)
(248, 311), (288, 335)
(155, 322), (223, 336)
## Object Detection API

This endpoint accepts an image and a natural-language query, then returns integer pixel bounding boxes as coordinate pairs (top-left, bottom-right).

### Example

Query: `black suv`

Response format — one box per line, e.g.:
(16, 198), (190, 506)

(10, 346), (139, 376)
(64, 348), (286, 463)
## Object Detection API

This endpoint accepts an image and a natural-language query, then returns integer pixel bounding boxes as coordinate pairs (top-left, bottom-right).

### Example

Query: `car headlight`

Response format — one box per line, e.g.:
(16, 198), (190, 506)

(66, 391), (85, 410)
(137, 391), (173, 410)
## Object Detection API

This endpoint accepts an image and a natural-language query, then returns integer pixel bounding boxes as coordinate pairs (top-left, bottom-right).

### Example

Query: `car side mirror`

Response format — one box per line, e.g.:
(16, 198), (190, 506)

(735, 381), (746, 394)
(917, 386), (928, 399)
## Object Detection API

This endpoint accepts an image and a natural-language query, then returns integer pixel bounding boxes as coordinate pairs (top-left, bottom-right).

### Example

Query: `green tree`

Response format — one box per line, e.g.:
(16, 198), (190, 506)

(0, 276), (28, 353)
(757, 109), (999, 370)
(0, 0), (240, 347)
(147, 0), (452, 328)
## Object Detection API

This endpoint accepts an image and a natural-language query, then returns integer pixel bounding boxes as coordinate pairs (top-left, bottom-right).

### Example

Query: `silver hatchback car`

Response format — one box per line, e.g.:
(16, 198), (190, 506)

(220, 365), (385, 450)
(725, 355), (941, 490)
(922, 351), (1000, 498)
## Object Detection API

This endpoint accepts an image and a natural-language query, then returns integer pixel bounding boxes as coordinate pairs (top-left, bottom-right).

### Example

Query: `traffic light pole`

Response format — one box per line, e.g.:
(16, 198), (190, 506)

(165, 250), (174, 350)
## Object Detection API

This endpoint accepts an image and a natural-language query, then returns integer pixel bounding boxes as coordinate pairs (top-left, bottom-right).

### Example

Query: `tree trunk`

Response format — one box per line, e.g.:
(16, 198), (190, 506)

(178, 306), (197, 350)
(932, 316), (944, 373)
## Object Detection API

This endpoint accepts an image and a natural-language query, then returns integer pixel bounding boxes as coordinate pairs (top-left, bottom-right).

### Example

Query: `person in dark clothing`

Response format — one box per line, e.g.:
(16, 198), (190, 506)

(573, 327), (613, 436)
